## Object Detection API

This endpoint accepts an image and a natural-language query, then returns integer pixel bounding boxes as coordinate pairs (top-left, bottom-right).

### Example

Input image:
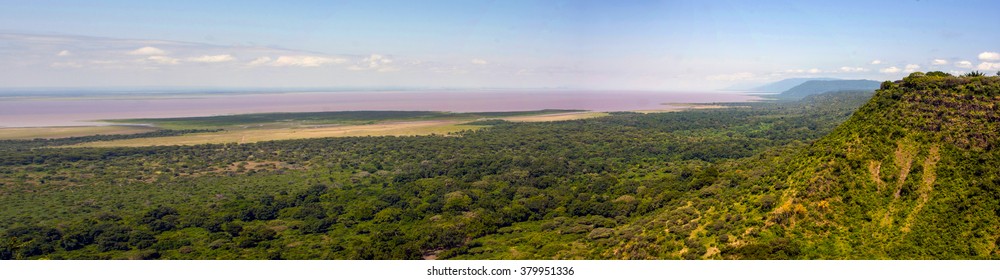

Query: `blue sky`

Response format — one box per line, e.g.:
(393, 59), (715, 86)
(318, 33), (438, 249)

(1, 0), (998, 90)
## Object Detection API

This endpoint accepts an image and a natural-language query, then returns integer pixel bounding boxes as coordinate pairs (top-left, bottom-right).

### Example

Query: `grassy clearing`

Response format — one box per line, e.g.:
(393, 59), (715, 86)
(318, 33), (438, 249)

(499, 112), (609, 122)
(75, 121), (484, 147)
(0, 125), (157, 140)
(632, 103), (737, 114)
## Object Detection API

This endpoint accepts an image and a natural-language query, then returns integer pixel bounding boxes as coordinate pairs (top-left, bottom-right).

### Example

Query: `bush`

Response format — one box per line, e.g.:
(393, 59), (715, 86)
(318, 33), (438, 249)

(587, 228), (614, 240)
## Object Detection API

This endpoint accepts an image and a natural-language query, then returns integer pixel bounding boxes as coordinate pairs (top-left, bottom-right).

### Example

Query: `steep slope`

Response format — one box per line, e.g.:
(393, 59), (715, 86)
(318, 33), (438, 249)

(609, 74), (1000, 259)
(742, 74), (1000, 259)
(774, 80), (881, 100)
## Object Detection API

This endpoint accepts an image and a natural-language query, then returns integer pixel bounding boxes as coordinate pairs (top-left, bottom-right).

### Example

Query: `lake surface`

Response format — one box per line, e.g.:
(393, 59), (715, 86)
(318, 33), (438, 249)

(0, 90), (759, 127)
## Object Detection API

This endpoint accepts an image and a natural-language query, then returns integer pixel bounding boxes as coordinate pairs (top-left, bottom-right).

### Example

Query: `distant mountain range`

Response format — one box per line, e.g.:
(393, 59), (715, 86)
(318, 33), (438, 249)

(770, 79), (881, 100)
(746, 78), (842, 93)
(730, 77), (882, 100)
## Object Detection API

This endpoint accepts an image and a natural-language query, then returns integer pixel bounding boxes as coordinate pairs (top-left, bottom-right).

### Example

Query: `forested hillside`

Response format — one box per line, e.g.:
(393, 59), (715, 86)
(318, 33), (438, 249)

(610, 72), (999, 259)
(754, 73), (1000, 258)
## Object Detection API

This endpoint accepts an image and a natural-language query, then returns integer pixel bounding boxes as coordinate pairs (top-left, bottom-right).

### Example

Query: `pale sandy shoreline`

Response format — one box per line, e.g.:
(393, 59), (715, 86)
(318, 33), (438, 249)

(631, 103), (750, 113)
(1, 103), (747, 145)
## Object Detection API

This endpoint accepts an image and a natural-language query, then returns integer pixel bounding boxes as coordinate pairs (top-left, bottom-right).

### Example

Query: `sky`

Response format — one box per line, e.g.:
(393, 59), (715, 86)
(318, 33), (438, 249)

(1, 0), (999, 90)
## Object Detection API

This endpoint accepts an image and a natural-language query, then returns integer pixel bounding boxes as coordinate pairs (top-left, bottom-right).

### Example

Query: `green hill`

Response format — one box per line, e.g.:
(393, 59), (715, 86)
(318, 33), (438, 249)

(614, 73), (1000, 259)
(761, 74), (1000, 259)
(773, 80), (881, 100)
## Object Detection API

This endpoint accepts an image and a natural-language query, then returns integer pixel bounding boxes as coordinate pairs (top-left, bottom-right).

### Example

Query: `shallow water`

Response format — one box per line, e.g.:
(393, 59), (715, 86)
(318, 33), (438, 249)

(0, 90), (758, 127)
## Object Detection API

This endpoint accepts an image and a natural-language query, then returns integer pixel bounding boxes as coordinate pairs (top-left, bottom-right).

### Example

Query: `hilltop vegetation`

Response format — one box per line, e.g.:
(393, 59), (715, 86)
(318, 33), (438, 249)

(1, 73), (998, 260)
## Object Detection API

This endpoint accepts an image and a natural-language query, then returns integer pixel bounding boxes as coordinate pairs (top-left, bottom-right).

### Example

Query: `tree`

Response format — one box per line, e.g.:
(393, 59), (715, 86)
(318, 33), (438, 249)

(235, 225), (277, 248)
(924, 71), (952, 77)
(962, 71), (985, 77)
(0, 237), (28, 260)
(94, 224), (133, 252)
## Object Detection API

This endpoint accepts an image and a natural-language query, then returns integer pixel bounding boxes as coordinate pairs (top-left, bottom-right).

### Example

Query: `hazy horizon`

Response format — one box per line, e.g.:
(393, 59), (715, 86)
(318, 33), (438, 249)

(0, 89), (759, 127)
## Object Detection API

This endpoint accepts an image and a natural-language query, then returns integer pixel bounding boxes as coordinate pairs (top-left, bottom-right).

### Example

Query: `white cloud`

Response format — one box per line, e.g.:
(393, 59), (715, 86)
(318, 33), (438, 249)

(838, 66), (868, 72)
(269, 55), (345, 67)
(146, 55), (179, 65)
(89, 60), (119, 65)
(348, 54), (397, 72)
(978, 51), (1000, 61)
(977, 62), (1000, 71)
(128, 46), (167, 56)
(870, 60), (883, 65)
(932, 59), (948, 65)
(364, 54), (391, 68)
(904, 64), (920, 72)
(706, 72), (755, 81)
(879, 66), (901, 73)
(807, 68), (821, 74)
(471, 58), (488, 65)
(248, 56), (273, 66)
(57, 50), (71, 57)
(50, 62), (82, 68)
(955, 60), (973, 68)
(188, 54), (235, 63)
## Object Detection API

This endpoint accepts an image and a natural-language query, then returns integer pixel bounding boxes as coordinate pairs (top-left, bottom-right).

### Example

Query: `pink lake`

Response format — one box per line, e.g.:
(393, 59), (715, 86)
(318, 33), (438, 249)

(0, 90), (759, 127)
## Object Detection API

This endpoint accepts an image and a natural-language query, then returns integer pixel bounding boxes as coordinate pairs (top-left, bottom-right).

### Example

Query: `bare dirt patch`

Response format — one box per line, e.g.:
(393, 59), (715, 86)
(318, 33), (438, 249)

(883, 140), (916, 227)
(74, 121), (479, 147)
(633, 103), (745, 113)
(892, 141), (916, 199)
(869, 160), (883, 191)
(902, 146), (940, 232)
